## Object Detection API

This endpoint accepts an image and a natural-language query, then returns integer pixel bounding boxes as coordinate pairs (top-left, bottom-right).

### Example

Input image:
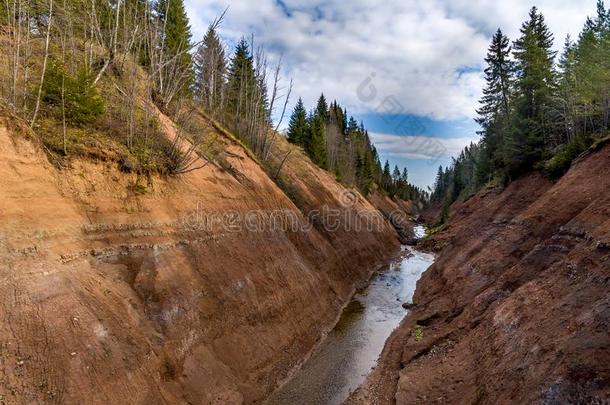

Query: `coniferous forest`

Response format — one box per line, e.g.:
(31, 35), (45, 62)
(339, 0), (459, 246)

(431, 3), (610, 218)
(286, 95), (427, 200)
(0, 0), (607, 209)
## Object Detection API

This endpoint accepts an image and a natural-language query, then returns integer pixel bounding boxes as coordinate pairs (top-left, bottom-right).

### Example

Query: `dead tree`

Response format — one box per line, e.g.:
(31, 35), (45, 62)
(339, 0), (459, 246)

(30, 0), (53, 128)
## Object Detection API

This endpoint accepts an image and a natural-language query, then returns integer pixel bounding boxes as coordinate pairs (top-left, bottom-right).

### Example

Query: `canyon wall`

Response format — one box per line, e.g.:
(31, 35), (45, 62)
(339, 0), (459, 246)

(0, 113), (408, 404)
(349, 141), (610, 404)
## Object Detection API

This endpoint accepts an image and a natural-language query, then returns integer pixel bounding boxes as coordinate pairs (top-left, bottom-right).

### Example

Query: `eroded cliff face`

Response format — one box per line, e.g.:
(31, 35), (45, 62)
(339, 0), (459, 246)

(349, 142), (610, 404)
(368, 192), (416, 244)
(0, 113), (405, 404)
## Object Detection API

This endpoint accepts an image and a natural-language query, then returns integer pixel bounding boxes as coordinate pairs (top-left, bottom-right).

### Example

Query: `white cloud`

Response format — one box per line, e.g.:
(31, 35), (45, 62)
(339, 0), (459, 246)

(185, 0), (597, 121)
(185, 0), (597, 187)
(369, 132), (478, 162)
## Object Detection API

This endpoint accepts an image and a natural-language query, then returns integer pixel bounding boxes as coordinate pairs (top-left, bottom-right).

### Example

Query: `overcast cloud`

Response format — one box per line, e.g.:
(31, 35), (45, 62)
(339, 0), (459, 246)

(369, 133), (476, 162)
(185, 0), (597, 187)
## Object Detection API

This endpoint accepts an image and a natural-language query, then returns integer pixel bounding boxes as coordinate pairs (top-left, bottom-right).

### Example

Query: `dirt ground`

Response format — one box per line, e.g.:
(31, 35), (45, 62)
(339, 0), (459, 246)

(348, 142), (610, 404)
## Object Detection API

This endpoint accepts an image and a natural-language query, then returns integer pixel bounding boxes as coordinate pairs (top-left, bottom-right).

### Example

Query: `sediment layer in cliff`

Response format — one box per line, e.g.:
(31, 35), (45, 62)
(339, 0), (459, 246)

(349, 141), (610, 404)
(0, 110), (410, 404)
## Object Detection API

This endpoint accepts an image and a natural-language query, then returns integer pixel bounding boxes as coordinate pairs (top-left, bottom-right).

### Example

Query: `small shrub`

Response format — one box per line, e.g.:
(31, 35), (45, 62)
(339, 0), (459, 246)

(426, 223), (449, 237)
(112, 116), (182, 175)
(412, 325), (424, 342)
(486, 174), (506, 189)
(118, 155), (138, 173)
(544, 135), (592, 178)
(42, 61), (105, 125)
(132, 177), (148, 195)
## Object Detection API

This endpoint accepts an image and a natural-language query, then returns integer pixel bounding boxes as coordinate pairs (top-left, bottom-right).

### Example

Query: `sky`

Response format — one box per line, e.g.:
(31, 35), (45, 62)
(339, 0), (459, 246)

(184, 0), (598, 189)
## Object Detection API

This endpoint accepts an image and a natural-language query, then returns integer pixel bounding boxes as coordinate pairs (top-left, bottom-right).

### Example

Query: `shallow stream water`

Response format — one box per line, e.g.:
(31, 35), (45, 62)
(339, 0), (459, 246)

(265, 225), (435, 405)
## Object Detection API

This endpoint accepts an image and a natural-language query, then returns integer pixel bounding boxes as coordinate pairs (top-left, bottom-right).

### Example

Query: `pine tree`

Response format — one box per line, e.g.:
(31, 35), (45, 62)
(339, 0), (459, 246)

(287, 98), (308, 146)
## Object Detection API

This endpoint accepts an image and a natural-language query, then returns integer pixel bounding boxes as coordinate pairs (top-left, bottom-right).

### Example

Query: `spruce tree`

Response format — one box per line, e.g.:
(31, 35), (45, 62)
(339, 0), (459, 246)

(329, 101), (346, 133)
(156, 0), (193, 90)
(347, 116), (359, 134)
(193, 22), (226, 115)
(315, 93), (329, 121)
(382, 160), (392, 191)
(477, 29), (514, 127)
(287, 98), (308, 146)
(557, 35), (578, 142)
(371, 146), (381, 173)
(573, 1), (610, 136)
(226, 39), (257, 119)
(508, 7), (557, 174)
(157, 0), (192, 54)
(401, 167), (409, 183)
(308, 112), (328, 168)
(432, 165), (445, 201)
(476, 29), (514, 180)
(392, 165), (401, 182)
(359, 151), (374, 195)
(595, 0), (610, 33)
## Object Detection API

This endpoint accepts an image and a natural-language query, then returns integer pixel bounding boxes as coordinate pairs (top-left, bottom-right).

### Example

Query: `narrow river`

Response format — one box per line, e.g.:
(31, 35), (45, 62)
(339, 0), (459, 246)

(265, 225), (434, 405)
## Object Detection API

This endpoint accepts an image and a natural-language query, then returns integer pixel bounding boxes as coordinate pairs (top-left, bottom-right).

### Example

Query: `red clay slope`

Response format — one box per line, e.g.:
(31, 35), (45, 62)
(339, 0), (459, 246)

(349, 141), (610, 404)
(0, 113), (402, 405)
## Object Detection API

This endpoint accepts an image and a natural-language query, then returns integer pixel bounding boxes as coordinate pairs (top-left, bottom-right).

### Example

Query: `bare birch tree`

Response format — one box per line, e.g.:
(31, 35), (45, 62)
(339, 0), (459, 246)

(30, 0), (53, 128)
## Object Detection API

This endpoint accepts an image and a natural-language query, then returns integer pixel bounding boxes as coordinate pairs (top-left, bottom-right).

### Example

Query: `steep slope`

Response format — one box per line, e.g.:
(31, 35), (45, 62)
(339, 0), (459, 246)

(349, 142), (610, 404)
(0, 111), (403, 404)
(368, 192), (415, 244)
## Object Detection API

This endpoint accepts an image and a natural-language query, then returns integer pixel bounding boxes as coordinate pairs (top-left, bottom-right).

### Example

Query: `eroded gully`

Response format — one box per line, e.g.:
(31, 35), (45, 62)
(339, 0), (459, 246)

(265, 225), (434, 405)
